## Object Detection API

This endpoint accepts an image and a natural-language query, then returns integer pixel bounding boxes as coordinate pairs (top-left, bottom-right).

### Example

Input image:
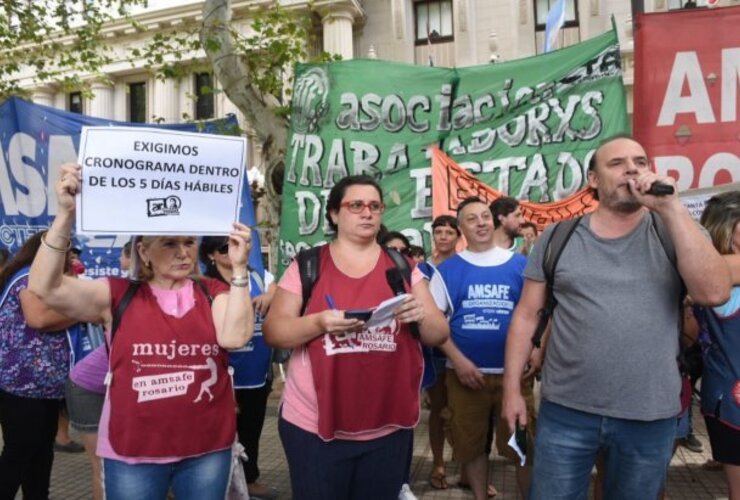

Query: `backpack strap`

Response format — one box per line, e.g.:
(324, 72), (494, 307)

(384, 247), (412, 287)
(193, 278), (214, 305)
(531, 213), (686, 349)
(648, 211), (686, 311)
(109, 278), (215, 353)
(649, 212), (694, 372)
(531, 216), (582, 348)
(297, 246), (322, 315)
(109, 281), (141, 352)
(296, 245), (413, 316)
(649, 212), (683, 291)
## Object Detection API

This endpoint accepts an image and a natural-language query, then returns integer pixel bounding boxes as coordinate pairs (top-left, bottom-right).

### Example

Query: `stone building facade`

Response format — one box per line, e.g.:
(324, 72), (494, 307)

(14, 0), (737, 264)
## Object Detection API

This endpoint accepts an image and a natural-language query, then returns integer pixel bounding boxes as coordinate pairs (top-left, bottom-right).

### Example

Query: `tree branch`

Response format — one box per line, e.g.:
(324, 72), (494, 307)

(200, 0), (288, 153)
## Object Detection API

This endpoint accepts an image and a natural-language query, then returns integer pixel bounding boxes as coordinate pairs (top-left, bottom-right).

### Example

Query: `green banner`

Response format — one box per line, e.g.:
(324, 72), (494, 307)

(278, 27), (628, 274)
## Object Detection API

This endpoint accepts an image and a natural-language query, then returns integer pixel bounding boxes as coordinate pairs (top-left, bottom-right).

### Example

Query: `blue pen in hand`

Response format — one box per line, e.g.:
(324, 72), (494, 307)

(325, 294), (338, 310)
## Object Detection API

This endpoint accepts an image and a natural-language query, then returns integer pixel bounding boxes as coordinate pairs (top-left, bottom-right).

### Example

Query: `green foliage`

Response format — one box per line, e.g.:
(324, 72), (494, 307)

(237, 2), (341, 104)
(135, 21), (204, 81)
(0, 0), (146, 99)
(134, 1), (339, 109)
(1, 0), (338, 123)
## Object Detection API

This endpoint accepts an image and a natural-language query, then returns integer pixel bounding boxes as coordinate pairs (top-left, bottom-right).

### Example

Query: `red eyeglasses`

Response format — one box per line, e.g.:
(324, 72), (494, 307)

(340, 200), (385, 214)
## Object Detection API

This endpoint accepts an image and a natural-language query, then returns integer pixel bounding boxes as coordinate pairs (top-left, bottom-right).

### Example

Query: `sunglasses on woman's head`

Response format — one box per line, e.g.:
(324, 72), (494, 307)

(340, 200), (385, 214)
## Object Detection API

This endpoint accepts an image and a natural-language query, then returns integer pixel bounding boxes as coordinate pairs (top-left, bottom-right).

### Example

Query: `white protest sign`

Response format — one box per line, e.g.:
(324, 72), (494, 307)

(679, 182), (740, 222)
(76, 126), (246, 235)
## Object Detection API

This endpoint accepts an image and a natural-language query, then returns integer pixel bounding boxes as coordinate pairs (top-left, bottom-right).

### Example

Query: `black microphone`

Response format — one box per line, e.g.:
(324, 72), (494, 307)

(645, 181), (675, 196)
(386, 268), (420, 339)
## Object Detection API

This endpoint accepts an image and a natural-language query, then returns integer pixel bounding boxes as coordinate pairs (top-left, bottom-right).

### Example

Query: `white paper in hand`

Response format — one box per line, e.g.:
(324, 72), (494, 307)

(365, 294), (408, 328)
(507, 432), (526, 466)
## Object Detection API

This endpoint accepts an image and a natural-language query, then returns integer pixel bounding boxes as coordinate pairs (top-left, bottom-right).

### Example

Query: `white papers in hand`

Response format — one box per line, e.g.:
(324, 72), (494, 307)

(365, 294), (408, 328)
(507, 432), (526, 466)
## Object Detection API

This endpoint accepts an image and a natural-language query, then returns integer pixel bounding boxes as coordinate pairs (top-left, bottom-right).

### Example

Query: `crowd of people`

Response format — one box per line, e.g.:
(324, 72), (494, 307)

(0, 135), (738, 500)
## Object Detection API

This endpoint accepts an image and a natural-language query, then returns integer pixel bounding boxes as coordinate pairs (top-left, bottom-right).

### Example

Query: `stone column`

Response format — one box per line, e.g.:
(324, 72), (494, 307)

(322, 8), (355, 59)
(53, 93), (66, 110)
(179, 75), (193, 121)
(31, 87), (54, 107)
(89, 81), (114, 119)
(152, 78), (180, 123)
(113, 81), (128, 122)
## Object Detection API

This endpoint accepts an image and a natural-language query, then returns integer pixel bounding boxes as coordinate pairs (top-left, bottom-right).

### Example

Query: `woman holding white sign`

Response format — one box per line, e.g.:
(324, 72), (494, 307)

(29, 163), (255, 500)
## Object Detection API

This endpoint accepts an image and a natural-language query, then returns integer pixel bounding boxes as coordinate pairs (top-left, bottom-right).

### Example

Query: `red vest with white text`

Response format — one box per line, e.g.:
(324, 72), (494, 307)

(305, 246), (423, 440)
(107, 278), (235, 458)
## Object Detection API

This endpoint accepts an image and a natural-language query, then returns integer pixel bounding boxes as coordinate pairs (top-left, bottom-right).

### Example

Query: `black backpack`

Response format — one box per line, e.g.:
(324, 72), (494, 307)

(531, 212), (685, 348)
(296, 245), (412, 315)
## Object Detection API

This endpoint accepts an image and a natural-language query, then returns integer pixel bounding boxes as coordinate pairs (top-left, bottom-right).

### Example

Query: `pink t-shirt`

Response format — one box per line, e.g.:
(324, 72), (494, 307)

(279, 257), (424, 441)
(97, 280), (226, 463)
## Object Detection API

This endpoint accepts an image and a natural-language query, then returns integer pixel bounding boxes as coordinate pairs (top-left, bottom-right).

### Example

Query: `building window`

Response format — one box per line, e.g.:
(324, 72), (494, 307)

(667, 0), (707, 9)
(194, 72), (215, 120)
(414, 0), (454, 45)
(534, 0), (579, 30)
(128, 82), (146, 123)
(68, 92), (83, 114)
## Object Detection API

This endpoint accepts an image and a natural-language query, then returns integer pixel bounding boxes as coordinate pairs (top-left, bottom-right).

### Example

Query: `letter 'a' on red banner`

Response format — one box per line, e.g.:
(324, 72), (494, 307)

(633, 6), (740, 191)
(430, 147), (598, 236)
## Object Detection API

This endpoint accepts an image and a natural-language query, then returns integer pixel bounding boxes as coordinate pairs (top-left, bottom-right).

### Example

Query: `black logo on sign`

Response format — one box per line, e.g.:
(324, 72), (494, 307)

(146, 196), (181, 217)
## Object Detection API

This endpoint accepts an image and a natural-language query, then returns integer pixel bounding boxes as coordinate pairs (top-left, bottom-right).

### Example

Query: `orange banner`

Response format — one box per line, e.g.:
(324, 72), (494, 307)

(431, 148), (598, 231)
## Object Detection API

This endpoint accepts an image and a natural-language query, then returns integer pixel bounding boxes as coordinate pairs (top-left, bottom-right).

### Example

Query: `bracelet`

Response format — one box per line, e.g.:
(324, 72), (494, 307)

(48, 229), (71, 242)
(230, 275), (249, 288)
(40, 232), (72, 253)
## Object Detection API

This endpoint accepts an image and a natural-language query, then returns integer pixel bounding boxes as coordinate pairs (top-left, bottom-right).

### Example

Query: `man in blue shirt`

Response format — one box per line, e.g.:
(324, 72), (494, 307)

(436, 197), (532, 500)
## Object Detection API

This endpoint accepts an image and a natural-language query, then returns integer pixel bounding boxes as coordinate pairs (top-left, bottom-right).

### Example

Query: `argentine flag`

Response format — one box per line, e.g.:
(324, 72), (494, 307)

(544, 0), (567, 53)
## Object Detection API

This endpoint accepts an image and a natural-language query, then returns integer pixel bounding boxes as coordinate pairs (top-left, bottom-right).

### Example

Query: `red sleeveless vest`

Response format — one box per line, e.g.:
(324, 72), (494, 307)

(107, 278), (235, 458)
(305, 246), (423, 440)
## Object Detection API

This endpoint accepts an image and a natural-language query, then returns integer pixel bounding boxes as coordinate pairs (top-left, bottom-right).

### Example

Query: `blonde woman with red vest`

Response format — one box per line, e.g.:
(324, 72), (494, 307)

(28, 163), (255, 500)
(264, 175), (449, 500)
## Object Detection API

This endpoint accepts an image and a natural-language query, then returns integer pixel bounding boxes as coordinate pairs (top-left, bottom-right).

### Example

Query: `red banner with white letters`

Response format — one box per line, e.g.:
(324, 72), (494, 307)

(633, 6), (740, 191)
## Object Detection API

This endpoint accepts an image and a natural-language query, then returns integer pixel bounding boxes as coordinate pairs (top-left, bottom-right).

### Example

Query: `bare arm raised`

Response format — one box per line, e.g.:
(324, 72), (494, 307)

(20, 289), (78, 332)
(210, 222), (255, 350)
(28, 164), (112, 327)
(629, 173), (730, 306)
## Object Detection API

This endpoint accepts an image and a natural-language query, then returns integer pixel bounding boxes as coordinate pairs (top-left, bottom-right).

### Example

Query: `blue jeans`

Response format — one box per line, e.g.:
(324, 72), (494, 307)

(103, 448), (231, 500)
(531, 400), (676, 500)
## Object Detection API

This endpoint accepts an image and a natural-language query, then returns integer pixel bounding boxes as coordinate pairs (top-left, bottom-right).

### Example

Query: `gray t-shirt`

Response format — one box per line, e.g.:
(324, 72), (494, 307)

(524, 212), (682, 420)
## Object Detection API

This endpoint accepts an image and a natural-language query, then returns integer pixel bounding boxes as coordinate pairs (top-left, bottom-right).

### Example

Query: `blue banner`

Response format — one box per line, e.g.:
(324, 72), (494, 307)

(0, 96), (263, 277)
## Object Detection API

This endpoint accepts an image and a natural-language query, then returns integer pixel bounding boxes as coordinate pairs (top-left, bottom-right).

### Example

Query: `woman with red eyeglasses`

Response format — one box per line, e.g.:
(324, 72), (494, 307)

(264, 175), (449, 500)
